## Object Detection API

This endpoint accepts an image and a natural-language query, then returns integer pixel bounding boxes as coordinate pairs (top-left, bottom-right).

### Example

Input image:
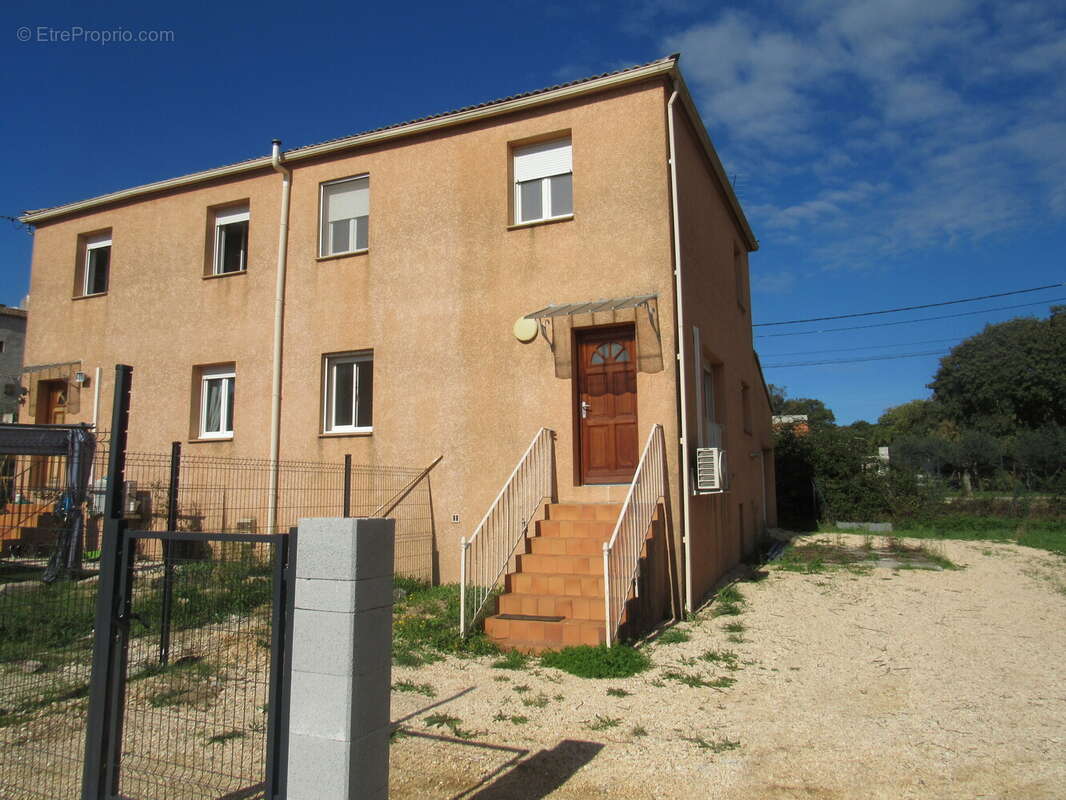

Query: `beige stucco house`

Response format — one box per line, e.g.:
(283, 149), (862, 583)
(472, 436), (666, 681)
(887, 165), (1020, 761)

(19, 55), (775, 649)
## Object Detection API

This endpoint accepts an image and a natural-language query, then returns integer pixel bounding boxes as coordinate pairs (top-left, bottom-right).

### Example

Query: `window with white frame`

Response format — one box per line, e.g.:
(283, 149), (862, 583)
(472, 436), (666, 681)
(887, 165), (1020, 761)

(513, 137), (573, 224)
(213, 206), (249, 274)
(320, 176), (369, 257)
(82, 233), (111, 295)
(199, 365), (235, 438)
(323, 352), (373, 433)
(702, 363), (723, 448)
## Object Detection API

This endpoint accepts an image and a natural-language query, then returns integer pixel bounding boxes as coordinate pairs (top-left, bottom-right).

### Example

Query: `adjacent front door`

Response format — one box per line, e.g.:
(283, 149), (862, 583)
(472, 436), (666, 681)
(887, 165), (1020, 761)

(575, 326), (638, 484)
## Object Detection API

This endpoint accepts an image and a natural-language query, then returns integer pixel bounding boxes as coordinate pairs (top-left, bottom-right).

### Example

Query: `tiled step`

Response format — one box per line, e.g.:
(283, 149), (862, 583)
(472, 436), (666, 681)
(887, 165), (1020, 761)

(545, 503), (621, 522)
(506, 571), (604, 597)
(498, 592), (607, 621)
(485, 615), (606, 648)
(529, 535), (605, 556)
(535, 519), (614, 539)
(516, 552), (599, 576)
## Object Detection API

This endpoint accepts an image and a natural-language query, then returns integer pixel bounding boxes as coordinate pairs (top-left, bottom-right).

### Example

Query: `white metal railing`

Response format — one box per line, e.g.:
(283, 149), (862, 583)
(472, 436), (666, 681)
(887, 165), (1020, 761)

(460, 428), (555, 637)
(603, 424), (666, 646)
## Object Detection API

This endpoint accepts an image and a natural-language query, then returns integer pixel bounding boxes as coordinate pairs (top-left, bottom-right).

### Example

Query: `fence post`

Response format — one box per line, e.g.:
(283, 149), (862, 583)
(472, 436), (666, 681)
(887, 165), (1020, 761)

(343, 454), (352, 518)
(82, 364), (133, 800)
(159, 440), (181, 666)
(287, 517), (394, 800)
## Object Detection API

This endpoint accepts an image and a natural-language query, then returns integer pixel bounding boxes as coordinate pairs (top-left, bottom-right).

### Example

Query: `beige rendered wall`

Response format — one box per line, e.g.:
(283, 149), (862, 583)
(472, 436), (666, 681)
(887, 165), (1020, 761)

(23, 80), (684, 584)
(673, 107), (776, 607)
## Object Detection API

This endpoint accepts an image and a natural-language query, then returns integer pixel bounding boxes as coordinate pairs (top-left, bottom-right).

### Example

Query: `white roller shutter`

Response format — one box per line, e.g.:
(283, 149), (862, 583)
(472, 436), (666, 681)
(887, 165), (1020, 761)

(325, 177), (369, 222)
(514, 139), (572, 182)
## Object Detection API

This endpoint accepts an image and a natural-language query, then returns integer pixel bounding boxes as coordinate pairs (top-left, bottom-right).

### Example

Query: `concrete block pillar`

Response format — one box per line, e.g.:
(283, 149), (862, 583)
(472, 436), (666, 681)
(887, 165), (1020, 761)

(287, 517), (395, 800)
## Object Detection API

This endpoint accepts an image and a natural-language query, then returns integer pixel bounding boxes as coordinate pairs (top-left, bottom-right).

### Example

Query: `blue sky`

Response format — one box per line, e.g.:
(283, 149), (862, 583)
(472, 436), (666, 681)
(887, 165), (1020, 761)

(2, 0), (1064, 424)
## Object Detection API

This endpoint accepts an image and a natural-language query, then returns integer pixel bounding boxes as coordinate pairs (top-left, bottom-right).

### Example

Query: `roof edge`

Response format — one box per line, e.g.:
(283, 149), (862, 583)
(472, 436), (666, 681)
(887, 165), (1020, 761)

(671, 73), (759, 252)
(20, 56), (678, 226)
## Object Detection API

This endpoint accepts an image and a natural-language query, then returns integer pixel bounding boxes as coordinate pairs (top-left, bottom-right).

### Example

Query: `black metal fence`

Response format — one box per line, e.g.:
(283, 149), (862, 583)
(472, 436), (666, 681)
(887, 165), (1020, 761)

(109, 531), (291, 800)
(3, 435), (436, 581)
(0, 561), (98, 799)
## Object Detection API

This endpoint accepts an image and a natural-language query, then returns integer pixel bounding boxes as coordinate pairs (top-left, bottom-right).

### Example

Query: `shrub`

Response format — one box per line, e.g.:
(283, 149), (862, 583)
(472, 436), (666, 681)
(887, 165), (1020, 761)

(540, 644), (650, 678)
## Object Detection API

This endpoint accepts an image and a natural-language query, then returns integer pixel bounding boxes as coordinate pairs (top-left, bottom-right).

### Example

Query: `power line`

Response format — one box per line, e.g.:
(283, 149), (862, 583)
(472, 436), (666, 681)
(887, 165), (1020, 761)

(763, 349), (949, 368)
(753, 283), (1064, 327)
(755, 296), (1066, 338)
(761, 336), (961, 358)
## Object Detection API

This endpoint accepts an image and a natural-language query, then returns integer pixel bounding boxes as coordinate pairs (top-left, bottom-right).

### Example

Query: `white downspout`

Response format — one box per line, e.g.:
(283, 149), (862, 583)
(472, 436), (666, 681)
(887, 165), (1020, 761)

(667, 84), (695, 615)
(91, 366), (101, 427)
(267, 139), (292, 534)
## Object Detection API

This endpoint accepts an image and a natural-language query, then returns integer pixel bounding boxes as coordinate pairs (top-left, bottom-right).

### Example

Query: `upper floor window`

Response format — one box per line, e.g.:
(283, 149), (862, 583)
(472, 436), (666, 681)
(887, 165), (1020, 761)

(213, 206), (249, 274)
(513, 138), (572, 224)
(80, 233), (111, 296)
(323, 351), (373, 433)
(199, 365), (235, 439)
(320, 176), (369, 257)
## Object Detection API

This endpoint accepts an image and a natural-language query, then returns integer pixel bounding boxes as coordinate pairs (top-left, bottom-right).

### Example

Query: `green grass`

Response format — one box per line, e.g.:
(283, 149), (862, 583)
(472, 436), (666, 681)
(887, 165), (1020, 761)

(630, 725), (648, 737)
(423, 712), (477, 739)
(656, 628), (690, 645)
(606, 687), (631, 697)
(586, 715), (621, 730)
(0, 680), (90, 728)
(711, 584), (745, 617)
(540, 645), (651, 679)
(205, 730), (245, 745)
(493, 711), (529, 725)
(393, 578), (498, 667)
(682, 735), (741, 753)
(521, 693), (550, 708)
(893, 517), (1066, 557)
(392, 680), (436, 697)
(491, 650), (529, 670)
(699, 649), (740, 669)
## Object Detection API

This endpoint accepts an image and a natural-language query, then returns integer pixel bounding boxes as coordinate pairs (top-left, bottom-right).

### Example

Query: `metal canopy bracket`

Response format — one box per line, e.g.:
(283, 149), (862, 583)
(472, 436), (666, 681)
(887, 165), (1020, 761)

(525, 294), (657, 320)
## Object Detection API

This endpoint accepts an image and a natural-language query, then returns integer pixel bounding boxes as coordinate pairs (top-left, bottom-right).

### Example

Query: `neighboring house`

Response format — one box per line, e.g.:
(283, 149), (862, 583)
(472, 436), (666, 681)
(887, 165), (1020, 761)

(773, 414), (810, 435)
(18, 55), (776, 648)
(0, 306), (27, 423)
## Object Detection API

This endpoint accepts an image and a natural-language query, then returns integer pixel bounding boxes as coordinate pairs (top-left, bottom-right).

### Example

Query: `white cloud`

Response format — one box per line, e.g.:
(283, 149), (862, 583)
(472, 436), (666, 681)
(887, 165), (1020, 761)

(659, 0), (1066, 263)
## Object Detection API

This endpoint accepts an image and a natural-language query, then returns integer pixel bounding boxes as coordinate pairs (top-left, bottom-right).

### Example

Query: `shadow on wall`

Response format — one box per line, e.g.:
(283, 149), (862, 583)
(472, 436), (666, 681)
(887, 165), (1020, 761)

(462, 739), (605, 800)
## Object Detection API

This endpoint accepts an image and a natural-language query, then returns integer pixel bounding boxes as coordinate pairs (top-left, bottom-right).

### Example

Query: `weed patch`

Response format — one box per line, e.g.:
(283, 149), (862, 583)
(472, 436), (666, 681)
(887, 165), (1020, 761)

(392, 680), (436, 697)
(521, 693), (550, 708)
(682, 735), (741, 753)
(540, 645), (651, 679)
(393, 578), (498, 666)
(493, 711), (529, 725)
(423, 712), (477, 740)
(205, 730), (245, 745)
(606, 687), (631, 697)
(586, 715), (621, 731)
(491, 650), (529, 670)
(656, 628), (690, 645)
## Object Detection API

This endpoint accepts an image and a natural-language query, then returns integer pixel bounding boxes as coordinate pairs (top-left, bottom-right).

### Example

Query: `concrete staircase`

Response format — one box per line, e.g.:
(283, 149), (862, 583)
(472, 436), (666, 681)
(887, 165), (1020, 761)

(484, 503), (623, 654)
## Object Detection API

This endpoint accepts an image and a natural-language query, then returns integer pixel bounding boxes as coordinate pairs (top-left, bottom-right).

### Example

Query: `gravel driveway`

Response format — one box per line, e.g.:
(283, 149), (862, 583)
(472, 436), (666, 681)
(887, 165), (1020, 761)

(388, 535), (1066, 799)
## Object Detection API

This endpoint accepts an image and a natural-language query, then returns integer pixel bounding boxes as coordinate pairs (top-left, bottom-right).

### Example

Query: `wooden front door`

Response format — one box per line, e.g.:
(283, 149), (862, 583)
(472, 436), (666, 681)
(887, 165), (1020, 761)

(30, 381), (68, 489)
(576, 326), (638, 484)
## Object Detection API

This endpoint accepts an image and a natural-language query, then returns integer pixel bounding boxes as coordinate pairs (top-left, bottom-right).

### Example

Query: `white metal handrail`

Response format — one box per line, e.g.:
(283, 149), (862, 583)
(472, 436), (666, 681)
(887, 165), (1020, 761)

(603, 424), (666, 646)
(460, 428), (554, 637)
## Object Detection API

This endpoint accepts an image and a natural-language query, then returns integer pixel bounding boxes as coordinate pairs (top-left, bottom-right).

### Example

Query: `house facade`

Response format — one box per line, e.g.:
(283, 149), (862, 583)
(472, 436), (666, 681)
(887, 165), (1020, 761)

(19, 56), (775, 634)
(0, 306), (27, 422)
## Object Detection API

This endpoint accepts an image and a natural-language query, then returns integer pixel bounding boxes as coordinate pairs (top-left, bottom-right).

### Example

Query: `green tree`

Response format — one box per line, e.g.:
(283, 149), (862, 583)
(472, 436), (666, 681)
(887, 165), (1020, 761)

(767, 383), (787, 414)
(778, 397), (836, 429)
(930, 314), (1066, 435)
(877, 399), (944, 444)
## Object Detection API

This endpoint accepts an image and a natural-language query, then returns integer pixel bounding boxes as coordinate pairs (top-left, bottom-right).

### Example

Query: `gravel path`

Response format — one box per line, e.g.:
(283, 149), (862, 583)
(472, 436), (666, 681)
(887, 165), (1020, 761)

(389, 535), (1066, 799)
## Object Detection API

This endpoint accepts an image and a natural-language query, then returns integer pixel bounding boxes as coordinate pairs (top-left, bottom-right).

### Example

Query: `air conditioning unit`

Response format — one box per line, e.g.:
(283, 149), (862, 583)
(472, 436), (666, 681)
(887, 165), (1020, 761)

(694, 447), (727, 493)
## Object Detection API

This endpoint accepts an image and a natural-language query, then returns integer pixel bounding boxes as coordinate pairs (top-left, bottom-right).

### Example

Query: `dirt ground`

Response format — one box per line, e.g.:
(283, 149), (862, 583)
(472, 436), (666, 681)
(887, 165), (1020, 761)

(389, 535), (1066, 800)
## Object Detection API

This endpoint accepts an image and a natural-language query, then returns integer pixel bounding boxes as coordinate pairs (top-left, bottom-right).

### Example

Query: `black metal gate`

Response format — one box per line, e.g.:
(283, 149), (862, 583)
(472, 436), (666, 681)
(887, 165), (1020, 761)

(90, 530), (293, 800)
(80, 366), (295, 800)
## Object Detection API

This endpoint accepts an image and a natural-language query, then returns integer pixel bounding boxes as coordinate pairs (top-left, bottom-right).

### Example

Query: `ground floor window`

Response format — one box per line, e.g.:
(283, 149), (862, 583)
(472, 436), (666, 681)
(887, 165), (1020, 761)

(323, 352), (373, 433)
(199, 365), (235, 439)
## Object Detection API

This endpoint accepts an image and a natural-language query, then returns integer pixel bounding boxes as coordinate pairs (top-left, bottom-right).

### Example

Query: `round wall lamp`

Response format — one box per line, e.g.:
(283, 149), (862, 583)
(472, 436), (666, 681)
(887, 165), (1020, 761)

(513, 317), (539, 343)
